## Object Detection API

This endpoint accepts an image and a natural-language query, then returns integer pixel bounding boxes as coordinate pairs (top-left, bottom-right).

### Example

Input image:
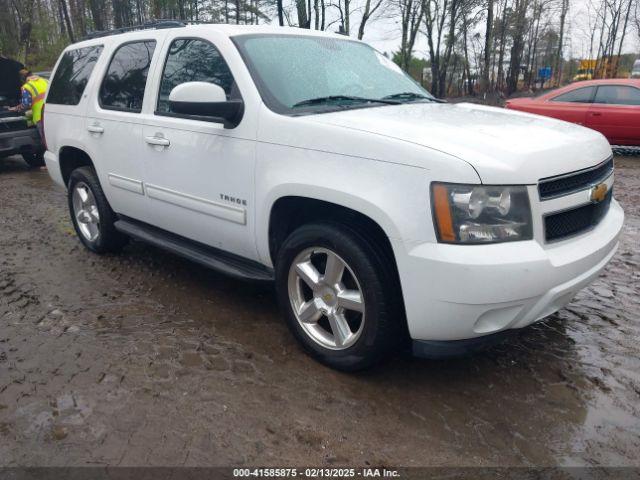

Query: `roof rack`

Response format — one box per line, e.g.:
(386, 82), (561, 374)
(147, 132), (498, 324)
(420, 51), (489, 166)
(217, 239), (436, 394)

(82, 19), (187, 41)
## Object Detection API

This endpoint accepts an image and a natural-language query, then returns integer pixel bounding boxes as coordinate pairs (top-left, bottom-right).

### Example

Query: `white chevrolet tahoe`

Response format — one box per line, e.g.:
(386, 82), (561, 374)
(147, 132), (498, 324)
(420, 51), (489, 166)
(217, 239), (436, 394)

(43, 22), (624, 370)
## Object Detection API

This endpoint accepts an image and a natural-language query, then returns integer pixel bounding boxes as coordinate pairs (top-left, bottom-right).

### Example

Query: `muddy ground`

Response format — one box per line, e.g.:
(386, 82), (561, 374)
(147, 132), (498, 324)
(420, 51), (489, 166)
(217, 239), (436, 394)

(0, 154), (639, 468)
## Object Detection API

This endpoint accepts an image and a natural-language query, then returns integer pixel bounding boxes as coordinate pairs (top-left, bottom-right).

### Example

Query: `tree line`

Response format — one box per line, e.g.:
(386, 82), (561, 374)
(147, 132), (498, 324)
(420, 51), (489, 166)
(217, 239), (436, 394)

(0, 0), (638, 97)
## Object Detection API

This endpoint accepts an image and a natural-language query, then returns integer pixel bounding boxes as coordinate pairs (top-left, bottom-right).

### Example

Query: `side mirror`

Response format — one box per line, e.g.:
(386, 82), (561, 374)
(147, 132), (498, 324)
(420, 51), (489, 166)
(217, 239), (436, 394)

(169, 82), (244, 128)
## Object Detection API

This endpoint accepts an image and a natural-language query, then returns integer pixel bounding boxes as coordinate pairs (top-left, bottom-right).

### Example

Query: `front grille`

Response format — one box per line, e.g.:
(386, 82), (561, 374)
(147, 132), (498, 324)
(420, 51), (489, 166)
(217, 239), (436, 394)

(0, 118), (29, 132)
(538, 158), (614, 200)
(544, 190), (612, 242)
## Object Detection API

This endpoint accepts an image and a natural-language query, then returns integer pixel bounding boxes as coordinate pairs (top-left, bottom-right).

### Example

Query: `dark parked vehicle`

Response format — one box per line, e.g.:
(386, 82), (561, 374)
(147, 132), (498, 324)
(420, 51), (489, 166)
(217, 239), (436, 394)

(0, 56), (44, 168)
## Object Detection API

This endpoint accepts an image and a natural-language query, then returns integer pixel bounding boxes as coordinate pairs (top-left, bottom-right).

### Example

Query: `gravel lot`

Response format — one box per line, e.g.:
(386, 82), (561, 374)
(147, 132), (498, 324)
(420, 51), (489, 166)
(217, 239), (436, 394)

(0, 154), (639, 468)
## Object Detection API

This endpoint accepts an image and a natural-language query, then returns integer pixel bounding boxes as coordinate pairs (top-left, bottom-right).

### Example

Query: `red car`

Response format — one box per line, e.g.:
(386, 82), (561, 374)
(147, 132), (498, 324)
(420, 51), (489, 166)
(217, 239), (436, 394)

(505, 79), (640, 146)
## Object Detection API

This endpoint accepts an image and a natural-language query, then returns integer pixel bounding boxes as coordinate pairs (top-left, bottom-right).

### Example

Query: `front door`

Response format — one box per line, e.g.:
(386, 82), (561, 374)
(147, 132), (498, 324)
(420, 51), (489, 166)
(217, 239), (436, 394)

(541, 86), (596, 125)
(586, 85), (640, 146)
(140, 35), (258, 260)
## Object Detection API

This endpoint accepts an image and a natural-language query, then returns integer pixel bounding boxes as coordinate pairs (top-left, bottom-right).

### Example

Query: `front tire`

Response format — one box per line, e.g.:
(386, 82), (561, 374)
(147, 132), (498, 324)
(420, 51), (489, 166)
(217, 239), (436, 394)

(67, 166), (128, 253)
(22, 151), (45, 168)
(275, 222), (403, 371)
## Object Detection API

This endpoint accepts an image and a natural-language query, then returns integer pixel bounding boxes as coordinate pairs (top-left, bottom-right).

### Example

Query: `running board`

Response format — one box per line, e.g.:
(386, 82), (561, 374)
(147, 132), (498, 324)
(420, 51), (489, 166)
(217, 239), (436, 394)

(114, 218), (274, 282)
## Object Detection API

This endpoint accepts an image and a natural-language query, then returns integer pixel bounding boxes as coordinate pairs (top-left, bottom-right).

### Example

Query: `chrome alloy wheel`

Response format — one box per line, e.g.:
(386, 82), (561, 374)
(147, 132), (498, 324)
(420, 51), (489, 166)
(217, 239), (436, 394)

(72, 182), (100, 242)
(288, 247), (365, 350)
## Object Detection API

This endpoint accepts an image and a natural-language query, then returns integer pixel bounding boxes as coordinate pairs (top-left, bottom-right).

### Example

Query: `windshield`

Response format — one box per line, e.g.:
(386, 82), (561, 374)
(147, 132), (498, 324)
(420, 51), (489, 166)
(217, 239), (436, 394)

(232, 34), (434, 114)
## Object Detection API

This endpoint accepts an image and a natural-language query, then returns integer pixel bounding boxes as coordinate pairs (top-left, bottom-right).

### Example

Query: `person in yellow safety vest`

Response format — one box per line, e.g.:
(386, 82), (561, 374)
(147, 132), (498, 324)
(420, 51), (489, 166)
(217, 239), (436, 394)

(9, 69), (49, 141)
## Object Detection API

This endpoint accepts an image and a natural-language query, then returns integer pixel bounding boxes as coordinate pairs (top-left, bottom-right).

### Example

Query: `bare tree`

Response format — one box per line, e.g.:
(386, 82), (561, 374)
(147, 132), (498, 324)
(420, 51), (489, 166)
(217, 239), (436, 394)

(88, 0), (106, 30)
(277, 0), (285, 24)
(59, 0), (74, 42)
(480, 0), (493, 93)
(296, 0), (309, 26)
(613, 0), (634, 76)
(5, 0), (638, 96)
(423, 0), (451, 95)
(397, 0), (424, 72)
(636, 0), (640, 39)
(460, 1), (483, 95)
(437, 0), (463, 95)
(554, 0), (569, 86)
(357, 0), (386, 39)
(506, 0), (528, 94)
(0, 0), (20, 57)
(494, 0), (508, 91)
(593, 0), (636, 78)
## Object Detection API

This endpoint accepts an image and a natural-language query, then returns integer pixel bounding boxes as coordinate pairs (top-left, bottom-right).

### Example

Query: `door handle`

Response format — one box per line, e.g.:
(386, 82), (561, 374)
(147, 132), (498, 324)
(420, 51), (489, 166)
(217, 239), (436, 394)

(590, 112), (602, 117)
(87, 125), (104, 134)
(145, 135), (170, 147)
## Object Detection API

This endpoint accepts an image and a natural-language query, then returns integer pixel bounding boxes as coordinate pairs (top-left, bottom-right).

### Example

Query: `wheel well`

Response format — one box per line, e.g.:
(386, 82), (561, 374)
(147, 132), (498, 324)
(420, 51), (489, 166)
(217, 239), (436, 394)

(59, 147), (95, 187)
(269, 196), (407, 333)
(269, 196), (397, 271)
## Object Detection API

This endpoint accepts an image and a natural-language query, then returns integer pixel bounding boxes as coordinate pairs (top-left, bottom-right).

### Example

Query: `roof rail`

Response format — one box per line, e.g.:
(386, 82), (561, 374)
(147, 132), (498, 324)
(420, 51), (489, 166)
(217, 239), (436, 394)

(82, 19), (186, 41)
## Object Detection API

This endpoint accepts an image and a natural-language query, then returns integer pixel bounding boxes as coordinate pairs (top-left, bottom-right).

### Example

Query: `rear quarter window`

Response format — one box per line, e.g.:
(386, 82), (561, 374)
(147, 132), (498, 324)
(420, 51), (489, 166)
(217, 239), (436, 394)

(47, 45), (104, 105)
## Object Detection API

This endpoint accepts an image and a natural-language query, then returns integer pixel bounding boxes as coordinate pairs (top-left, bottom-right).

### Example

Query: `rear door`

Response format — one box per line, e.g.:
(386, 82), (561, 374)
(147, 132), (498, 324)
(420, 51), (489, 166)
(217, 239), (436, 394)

(586, 85), (640, 146)
(42, 44), (104, 186)
(540, 86), (596, 125)
(84, 35), (163, 221)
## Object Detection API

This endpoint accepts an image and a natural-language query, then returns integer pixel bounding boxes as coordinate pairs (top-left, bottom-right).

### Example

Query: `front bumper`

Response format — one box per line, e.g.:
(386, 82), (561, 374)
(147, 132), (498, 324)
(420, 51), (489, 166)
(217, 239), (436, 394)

(398, 198), (624, 342)
(0, 127), (41, 157)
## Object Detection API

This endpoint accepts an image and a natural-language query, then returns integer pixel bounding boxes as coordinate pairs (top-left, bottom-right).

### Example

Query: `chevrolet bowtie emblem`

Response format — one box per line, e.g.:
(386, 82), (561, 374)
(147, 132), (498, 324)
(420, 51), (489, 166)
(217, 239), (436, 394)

(590, 183), (608, 203)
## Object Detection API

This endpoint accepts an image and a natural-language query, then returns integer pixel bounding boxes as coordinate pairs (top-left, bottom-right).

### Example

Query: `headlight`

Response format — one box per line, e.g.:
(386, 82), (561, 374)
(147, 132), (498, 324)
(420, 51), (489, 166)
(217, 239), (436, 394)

(431, 183), (533, 244)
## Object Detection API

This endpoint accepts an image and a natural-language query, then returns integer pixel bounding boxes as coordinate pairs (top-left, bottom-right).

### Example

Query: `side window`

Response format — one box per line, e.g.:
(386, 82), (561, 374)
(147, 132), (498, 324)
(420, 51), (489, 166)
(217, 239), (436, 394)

(594, 86), (640, 106)
(551, 87), (595, 103)
(157, 38), (236, 114)
(100, 40), (156, 113)
(48, 45), (104, 105)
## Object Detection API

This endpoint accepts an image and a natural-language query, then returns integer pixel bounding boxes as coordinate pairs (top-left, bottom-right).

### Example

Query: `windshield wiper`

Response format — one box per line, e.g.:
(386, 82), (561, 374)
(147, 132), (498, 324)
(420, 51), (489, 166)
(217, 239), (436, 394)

(292, 95), (400, 108)
(382, 92), (439, 103)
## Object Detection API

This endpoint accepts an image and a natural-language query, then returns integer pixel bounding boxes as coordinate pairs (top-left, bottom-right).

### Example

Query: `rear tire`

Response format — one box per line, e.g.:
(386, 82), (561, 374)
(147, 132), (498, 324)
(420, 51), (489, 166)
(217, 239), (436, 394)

(22, 151), (45, 168)
(68, 166), (128, 253)
(275, 222), (404, 371)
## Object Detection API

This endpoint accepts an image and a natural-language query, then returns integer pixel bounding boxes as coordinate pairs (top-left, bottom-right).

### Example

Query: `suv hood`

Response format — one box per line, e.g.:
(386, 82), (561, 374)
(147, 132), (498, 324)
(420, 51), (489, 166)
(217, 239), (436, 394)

(306, 102), (612, 184)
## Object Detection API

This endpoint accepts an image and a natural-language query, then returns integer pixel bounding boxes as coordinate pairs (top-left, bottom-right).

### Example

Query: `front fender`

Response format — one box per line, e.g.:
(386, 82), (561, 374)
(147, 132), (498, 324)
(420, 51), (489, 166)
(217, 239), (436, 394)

(256, 144), (432, 267)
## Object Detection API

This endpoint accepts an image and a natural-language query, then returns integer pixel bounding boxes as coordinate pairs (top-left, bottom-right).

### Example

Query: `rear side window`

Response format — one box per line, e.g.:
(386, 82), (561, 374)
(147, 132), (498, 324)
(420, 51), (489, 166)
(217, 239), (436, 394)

(551, 87), (595, 103)
(48, 45), (103, 105)
(100, 40), (156, 113)
(156, 38), (235, 114)
(594, 86), (640, 106)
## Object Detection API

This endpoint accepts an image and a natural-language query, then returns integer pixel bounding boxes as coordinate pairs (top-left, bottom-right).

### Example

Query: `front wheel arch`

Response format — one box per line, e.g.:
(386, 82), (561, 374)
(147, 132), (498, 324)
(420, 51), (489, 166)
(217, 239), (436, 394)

(267, 196), (399, 269)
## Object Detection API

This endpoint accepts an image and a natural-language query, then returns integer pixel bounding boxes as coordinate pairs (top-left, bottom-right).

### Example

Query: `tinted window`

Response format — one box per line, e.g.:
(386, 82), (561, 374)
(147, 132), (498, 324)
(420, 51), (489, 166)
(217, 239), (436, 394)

(48, 45), (103, 105)
(100, 41), (156, 112)
(157, 38), (235, 113)
(594, 85), (640, 105)
(551, 87), (595, 103)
